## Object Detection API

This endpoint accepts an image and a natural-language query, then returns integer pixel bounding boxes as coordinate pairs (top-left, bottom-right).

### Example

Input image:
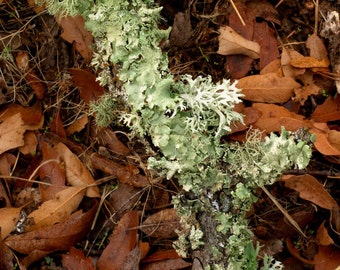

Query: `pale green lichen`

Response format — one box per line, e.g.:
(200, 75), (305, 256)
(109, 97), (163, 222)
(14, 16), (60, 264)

(39, 0), (313, 269)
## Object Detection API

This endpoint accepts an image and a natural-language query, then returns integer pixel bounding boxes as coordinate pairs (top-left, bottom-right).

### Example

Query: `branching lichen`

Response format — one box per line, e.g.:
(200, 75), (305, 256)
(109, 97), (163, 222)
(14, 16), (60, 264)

(40, 0), (313, 269)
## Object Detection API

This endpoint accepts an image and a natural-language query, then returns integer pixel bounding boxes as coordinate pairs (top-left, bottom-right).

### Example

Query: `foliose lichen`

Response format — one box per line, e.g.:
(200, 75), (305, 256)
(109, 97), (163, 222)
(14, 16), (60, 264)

(38, 0), (313, 269)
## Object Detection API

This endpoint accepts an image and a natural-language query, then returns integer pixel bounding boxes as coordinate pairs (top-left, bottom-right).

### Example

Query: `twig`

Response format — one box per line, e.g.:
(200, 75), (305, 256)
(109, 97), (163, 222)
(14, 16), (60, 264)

(229, 0), (245, 26)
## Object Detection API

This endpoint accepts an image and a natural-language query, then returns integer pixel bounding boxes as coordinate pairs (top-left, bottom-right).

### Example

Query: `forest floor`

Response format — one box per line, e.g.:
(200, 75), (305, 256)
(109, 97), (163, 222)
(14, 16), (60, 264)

(1, 0), (340, 269)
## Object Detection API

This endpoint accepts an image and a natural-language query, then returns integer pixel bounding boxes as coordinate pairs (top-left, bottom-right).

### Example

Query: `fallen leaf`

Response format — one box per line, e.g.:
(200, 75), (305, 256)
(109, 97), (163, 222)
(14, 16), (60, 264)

(218, 25), (260, 59)
(56, 16), (93, 63)
(0, 102), (43, 128)
(314, 245), (340, 270)
(19, 131), (38, 155)
(62, 247), (95, 270)
(316, 221), (334, 246)
(66, 114), (88, 135)
(97, 211), (139, 270)
(142, 249), (181, 263)
(26, 186), (85, 231)
(306, 33), (329, 62)
(69, 68), (105, 103)
(260, 59), (282, 75)
(54, 143), (100, 198)
(50, 110), (67, 139)
(141, 208), (180, 239)
(0, 113), (26, 155)
(0, 207), (21, 239)
(230, 106), (262, 133)
(5, 201), (98, 268)
(253, 21), (279, 69)
(312, 95), (340, 122)
(281, 174), (339, 210)
(290, 56), (330, 69)
(94, 127), (130, 156)
(0, 239), (15, 270)
(286, 237), (315, 265)
(237, 73), (300, 103)
(312, 125), (340, 156)
(281, 48), (306, 78)
(328, 130), (340, 152)
(293, 71), (321, 105)
(246, 0), (280, 25)
(39, 141), (66, 201)
(252, 103), (311, 133)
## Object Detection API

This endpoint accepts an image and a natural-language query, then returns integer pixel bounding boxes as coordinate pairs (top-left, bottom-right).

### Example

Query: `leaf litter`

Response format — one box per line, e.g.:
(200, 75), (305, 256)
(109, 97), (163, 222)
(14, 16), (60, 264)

(0, 0), (340, 269)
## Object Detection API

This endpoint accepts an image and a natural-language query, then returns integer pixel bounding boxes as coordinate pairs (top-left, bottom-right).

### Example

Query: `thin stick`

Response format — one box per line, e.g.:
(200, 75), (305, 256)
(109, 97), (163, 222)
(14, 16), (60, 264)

(314, 0), (319, 34)
(261, 186), (307, 238)
(229, 0), (245, 26)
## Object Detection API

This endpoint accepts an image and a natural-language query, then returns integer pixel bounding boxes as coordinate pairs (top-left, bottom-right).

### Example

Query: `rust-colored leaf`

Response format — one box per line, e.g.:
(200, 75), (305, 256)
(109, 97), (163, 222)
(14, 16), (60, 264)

(69, 68), (105, 103)
(66, 114), (88, 135)
(39, 141), (66, 201)
(54, 143), (100, 198)
(50, 110), (67, 139)
(0, 207), (21, 240)
(94, 127), (130, 156)
(230, 106), (262, 133)
(97, 211), (139, 270)
(314, 245), (340, 270)
(5, 202), (98, 268)
(141, 208), (180, 239)
(26, 186), (85, 231)
(312, 95), (340, 122)
(316, 221), (334, 246)
(62, 247), (95, 270)
(56, 16), (93, 63)
(142, 249), (181, 263)
(311, 125), (340, 156)
(281, 174), (339, 210)
(237, 73), (300, 103)
(281, 48), (305, 78)
(286, 237), (315, 265)
(0, 239), (15, 270)
(293, 71), (321, 105)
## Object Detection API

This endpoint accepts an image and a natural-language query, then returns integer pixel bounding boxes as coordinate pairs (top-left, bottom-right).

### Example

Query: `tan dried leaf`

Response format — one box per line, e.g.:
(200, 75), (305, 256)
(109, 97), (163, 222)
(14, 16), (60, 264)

(54, 143), (100, 197)
(27, 186), (85, 231)
(237, 73), (300, 103)
(0, 207), (21, 239)
(0, 113), (26, 155)
(217, 26), (260, 59)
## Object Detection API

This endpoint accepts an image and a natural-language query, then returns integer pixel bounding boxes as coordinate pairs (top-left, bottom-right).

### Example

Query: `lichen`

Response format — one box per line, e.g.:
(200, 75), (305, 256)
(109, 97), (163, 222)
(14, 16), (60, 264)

(39, 0), (313, 269)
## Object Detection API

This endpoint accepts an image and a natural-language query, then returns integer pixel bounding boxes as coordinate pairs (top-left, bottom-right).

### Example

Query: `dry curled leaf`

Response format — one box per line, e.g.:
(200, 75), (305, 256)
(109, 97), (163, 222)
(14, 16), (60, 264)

(312, 95), (340, 122)
(237, 73), (300, 103)
(218, 25), (260, 59)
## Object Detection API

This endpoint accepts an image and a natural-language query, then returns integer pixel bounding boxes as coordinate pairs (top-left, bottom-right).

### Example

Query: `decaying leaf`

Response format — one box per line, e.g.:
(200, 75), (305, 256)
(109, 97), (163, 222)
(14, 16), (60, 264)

(217, 25), (260, 59)
(290, 56), (330, 69)
(281, 174), (339, 210)
(54, 143), (100, 198)
(237, 73), (300, 103)
(306, 33), (329, 62)
(281, 48), (305, 78)
(26, 186), (85, 231)
(20, 131), (38, 155)
(5, 202), (98, 268)
(97, 211), (139, 270)
(0, 207), (21, 240)
(312, 124), (340, 156)
(314, 245), (340, 270)
(141, 208), (180, 239)
(66, 114), (88, 135)
(293, 71), (321, 105)
(56, 16), (93, 63)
